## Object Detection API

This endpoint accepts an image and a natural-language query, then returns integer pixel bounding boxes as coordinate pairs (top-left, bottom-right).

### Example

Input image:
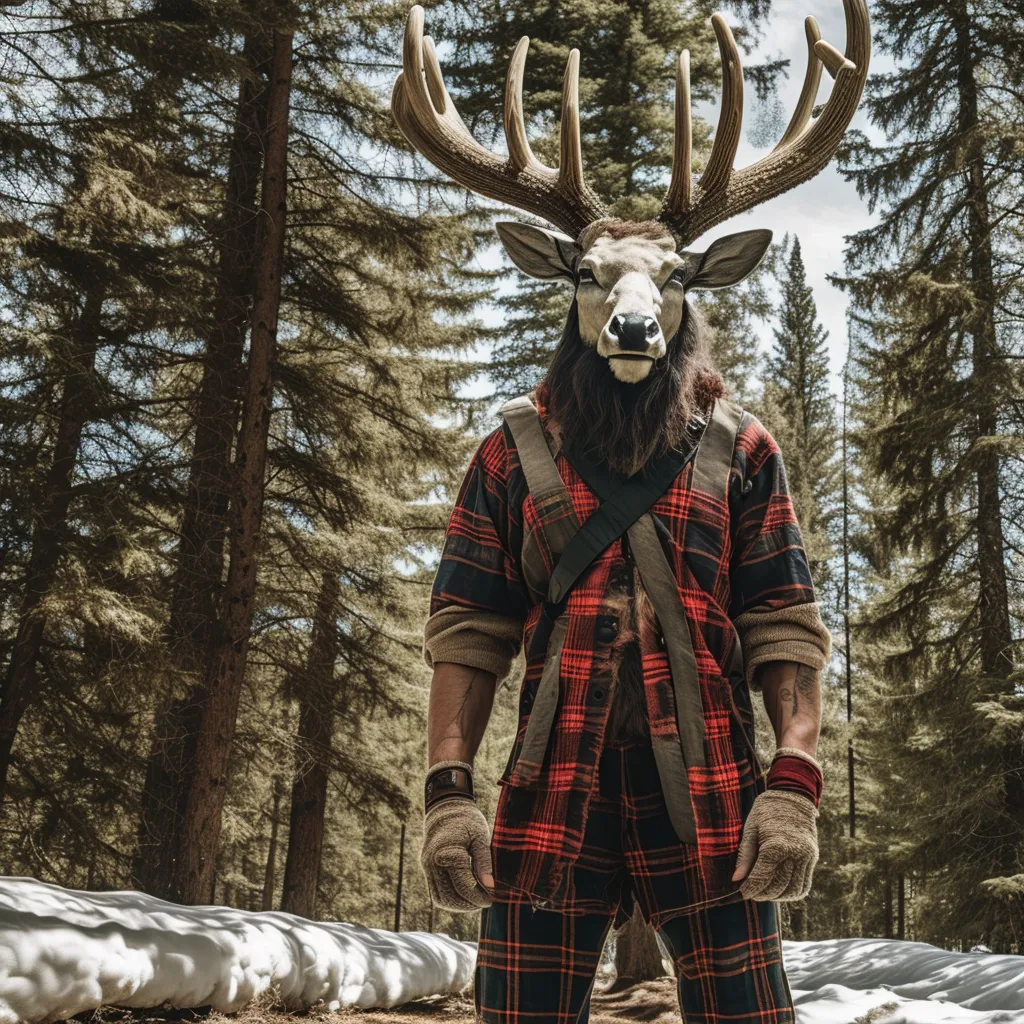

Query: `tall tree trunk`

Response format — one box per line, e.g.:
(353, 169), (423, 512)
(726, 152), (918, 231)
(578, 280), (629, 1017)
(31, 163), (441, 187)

(170, 27), (294, 906)
(897, 874), (905, 940)
(281, 572), (341, 918)
(613, 907), (665, 988)
(954, 13), (1019, 884)
(842, 363), (856, 840)
(883, 875), (894, 938)
(955, 15), (1013, 684)
(262, 778), (283, 911)
(133, 34), (270, 898)
(0, 283), (103, 806)
(789, 901), (807, 941)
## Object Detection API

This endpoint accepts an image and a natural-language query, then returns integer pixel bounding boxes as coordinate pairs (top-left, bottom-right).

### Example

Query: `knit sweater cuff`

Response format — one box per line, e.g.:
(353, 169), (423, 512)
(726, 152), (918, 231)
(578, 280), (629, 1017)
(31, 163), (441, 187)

(734, 601), (832, 690)
(423, 605), (524, 683)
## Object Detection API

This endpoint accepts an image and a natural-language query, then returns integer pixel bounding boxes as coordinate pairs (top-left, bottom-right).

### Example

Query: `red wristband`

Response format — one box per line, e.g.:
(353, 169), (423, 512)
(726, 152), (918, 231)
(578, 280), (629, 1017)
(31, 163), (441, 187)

(767, 755), (822, 807)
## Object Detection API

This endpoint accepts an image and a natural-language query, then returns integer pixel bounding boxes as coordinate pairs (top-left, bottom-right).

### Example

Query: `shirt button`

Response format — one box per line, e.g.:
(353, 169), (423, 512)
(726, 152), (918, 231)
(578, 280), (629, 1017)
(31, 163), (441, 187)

(589, 684), (607, 704)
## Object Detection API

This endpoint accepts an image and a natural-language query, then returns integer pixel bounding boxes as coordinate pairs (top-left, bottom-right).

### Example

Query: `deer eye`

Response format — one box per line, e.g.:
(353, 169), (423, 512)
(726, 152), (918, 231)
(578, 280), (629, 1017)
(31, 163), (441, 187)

(577, 267), (597, 285)
(666, 267), (688, 287)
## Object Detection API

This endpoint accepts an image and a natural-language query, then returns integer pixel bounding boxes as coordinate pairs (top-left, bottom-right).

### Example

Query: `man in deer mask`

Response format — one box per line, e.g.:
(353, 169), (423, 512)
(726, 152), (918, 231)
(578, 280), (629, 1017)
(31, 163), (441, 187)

(396, 3), (868, 1019)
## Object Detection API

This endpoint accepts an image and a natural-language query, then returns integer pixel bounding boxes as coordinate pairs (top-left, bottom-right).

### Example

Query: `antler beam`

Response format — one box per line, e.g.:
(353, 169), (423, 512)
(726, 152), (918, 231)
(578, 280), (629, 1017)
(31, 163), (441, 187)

(659, 0), (870, 245)
(391, 5), (607, 236)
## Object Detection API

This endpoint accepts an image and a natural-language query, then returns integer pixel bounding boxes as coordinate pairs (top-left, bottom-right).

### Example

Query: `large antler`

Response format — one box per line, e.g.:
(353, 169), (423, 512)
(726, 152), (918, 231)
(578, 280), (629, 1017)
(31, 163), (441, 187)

(661, 0), (870, 245)
(391, 5), (608, 236)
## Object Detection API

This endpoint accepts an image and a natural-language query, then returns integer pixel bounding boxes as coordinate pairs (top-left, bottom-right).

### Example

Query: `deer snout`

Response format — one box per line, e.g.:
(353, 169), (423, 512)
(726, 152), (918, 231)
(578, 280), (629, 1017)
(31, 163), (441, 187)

(609, 313), (660, 351)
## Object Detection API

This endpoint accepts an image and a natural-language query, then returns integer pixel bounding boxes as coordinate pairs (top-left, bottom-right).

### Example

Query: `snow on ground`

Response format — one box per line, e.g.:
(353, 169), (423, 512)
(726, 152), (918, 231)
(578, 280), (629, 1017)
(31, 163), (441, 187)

(0, 877), (474, 1024)
(786, 938), (1024, 1023)
(0, 878), (1022, 1024)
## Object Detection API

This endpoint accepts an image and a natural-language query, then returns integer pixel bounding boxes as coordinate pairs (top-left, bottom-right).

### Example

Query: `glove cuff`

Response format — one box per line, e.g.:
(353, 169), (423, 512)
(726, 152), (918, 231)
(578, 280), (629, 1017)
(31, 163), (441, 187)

(773, 746), (822, 772)
(425, 760), (474, 810)
(767, 750), (823, 808)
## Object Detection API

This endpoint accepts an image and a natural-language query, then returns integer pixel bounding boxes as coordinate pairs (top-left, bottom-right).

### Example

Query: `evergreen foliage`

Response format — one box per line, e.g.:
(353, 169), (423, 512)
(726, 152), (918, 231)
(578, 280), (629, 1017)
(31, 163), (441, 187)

(836, 0), (1024, 949)
(0, 0), (1017, 959)
(0, 0), (485, 918)
(761, 235), (840, 610)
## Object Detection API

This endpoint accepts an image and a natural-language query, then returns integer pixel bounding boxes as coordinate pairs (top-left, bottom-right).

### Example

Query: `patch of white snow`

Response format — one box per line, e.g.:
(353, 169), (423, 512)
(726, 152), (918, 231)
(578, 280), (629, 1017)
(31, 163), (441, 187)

(785, 938), (1024, 1024)
(0, 877), (474, 1023)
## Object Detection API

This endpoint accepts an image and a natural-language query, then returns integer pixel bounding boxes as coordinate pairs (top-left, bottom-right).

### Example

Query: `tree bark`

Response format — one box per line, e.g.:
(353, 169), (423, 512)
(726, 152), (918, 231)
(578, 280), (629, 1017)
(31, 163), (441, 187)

(842, 365), (856, 840)
(884, 876), (894, 938)
(262, 779), (283, 911)
(0, 282), (104, 807)
(133, 33), (271, 899)
(789, 901), (807, 941)
(170, 27), (294, 906)
(280, 572), (341, 918)
(613, 906), (666, 988)
(955, 13), (1013, 684)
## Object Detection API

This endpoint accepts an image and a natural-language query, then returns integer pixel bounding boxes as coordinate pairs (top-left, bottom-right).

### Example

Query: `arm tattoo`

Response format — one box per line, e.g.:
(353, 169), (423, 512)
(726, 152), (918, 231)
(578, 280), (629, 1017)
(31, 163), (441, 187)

(454, 669), (488, 729)
(796, 664), (817, 703)
(779, 686), (796, 718)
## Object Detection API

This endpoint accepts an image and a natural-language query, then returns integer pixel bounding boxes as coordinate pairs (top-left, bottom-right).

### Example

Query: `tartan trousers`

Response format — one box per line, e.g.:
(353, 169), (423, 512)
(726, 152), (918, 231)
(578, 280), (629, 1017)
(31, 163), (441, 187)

(475, 740), (796, 1023)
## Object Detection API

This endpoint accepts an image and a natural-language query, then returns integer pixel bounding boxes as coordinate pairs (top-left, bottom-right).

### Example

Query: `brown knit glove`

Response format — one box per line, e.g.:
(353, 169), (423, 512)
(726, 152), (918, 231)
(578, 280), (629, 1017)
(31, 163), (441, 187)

(421, 766), (494, 913)
(731, 789), (819, 901)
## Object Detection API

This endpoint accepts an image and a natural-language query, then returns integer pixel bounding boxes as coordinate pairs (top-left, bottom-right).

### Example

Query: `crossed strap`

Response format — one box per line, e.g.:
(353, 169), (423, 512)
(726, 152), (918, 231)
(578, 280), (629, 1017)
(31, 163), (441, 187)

(498, 393), (743, 844)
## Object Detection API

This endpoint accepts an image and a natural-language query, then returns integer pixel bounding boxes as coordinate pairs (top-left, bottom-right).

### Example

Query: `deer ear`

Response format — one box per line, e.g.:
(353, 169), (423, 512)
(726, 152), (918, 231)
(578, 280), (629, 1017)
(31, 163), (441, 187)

(496, 221), (580, 281)
(682, 229), (773, 290)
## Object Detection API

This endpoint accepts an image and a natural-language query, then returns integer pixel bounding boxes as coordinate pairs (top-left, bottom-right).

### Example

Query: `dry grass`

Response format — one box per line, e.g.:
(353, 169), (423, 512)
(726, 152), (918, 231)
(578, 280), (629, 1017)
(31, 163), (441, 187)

(70, 977), (685, 1024)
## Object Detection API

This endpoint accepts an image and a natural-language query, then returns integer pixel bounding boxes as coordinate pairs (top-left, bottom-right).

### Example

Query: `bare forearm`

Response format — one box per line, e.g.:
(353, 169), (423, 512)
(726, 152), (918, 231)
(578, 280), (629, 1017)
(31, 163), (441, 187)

(427, 662), (497, 766)
(758, 660), (821, 756)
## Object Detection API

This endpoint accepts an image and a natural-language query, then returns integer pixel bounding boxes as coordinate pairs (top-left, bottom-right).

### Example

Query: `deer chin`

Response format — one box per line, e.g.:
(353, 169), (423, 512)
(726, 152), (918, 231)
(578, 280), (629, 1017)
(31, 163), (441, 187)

(607, 352), (655, 383)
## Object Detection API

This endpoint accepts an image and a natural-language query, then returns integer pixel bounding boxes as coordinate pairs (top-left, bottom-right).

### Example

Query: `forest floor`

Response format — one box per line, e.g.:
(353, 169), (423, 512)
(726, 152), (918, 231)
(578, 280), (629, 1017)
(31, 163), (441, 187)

(74, 978), (684, 1024)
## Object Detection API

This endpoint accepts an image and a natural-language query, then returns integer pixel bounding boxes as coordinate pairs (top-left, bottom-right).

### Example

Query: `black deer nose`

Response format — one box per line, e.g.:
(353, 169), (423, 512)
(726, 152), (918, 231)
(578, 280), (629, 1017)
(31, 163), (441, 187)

(609, 313), (658, 351)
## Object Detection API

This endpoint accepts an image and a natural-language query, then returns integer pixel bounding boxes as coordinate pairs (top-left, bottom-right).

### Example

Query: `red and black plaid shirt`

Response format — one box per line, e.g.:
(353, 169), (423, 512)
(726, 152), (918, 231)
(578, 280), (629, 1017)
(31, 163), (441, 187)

(428, 390), (817, 907)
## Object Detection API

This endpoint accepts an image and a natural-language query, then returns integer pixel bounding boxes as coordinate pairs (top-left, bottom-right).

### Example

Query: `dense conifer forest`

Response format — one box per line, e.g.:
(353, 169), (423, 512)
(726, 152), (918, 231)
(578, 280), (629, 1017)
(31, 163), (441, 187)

(0, 0), (1020, 954)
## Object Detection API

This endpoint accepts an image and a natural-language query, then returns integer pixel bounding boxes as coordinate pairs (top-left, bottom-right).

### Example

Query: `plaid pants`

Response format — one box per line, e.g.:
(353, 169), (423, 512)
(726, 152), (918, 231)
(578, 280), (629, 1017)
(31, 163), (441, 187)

(475, 740), (795, 1023)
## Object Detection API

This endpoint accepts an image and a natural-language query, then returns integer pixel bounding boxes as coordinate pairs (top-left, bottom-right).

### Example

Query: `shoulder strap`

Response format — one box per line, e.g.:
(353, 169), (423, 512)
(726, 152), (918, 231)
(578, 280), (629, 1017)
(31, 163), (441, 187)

(549, 442), (698, 605)
(691, 397), (743, 497)
(498, 394), (567, 503)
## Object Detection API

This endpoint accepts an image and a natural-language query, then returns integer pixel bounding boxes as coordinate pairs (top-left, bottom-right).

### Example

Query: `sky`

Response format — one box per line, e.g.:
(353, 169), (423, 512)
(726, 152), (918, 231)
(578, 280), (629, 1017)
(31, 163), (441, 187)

(470, 0), (888, 398)
(712, 0), (883, 391)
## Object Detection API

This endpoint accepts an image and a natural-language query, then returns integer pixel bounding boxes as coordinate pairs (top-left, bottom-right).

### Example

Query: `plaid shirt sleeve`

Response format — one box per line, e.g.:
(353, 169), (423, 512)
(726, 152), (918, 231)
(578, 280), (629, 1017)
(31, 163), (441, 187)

(423, 426), (531, 683)
(728, 415), (831, 687)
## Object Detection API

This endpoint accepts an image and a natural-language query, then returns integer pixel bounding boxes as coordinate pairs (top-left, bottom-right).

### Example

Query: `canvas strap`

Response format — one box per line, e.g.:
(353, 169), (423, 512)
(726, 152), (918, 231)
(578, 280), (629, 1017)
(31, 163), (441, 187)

(497, 394), (742, 844)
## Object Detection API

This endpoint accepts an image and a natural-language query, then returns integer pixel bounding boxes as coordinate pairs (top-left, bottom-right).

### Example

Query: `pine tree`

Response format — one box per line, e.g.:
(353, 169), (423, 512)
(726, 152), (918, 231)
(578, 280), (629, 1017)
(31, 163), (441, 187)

(837, 0), (1024, 947)
(762, 235), (839, 606)
(0, 0), (489, 904)
(0, 2), (218, 875)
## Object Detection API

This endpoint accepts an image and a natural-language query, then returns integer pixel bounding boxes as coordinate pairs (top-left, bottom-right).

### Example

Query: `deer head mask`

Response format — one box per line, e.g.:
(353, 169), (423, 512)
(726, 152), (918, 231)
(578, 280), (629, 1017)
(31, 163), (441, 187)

(392, 1), (869, 384)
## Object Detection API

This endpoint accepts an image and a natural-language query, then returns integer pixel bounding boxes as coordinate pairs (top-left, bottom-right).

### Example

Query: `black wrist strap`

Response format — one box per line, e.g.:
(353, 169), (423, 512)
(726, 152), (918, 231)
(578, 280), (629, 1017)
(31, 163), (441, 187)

(425, 763), (474, 810)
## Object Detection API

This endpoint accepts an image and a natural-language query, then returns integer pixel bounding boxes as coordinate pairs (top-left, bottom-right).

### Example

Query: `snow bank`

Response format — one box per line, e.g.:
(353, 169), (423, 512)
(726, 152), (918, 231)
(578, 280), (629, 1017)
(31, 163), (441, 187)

(1, 878), (1022, 1024)
(786, 938), (1024, 1024)
(0, 877), (475, 1023)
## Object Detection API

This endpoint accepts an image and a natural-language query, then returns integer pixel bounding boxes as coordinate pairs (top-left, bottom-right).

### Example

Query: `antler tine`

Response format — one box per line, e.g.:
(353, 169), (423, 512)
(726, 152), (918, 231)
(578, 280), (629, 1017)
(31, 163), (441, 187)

(700, 15), (743, 195)
(504, 36), (544, 173)
(658, 0), (869, 245)
(560, 49), (584, 192)
(421, 35), (448, 114)
(391, 5), (607, 236)
(776, 18), (823, 149)
(664, 50), (692, 213)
